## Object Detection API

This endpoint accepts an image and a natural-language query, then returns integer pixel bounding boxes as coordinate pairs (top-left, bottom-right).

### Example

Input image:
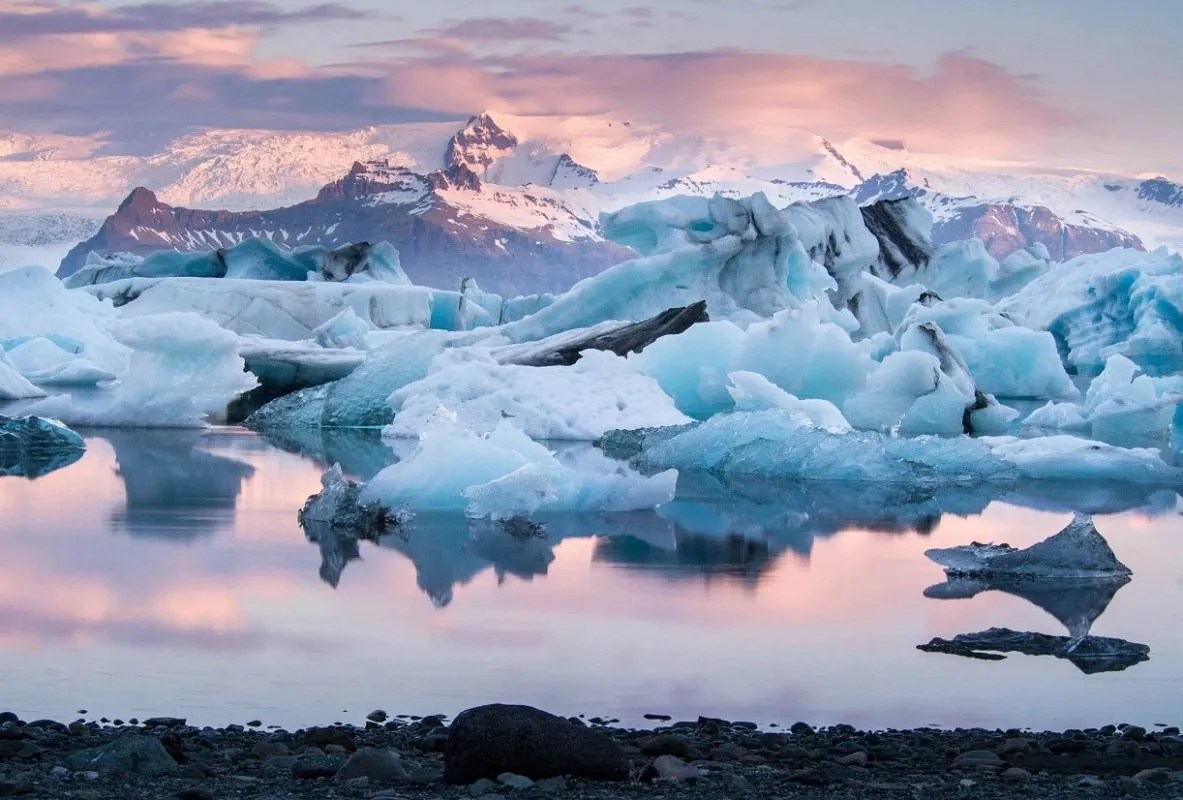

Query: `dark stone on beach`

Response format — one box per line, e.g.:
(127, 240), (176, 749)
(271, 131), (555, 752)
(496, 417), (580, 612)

(639, 734), (691, 758)
(643, 714), (671, 722)
(293, 754), (347, 779)
(367, 710), (389, 723)
(790, 722), (815, 736)
(143, 717), (186, 729)
(0, 713), (18, 725)
(171, 790), (215, 800)
(302, 726), (356, 751)
(334, 748), (407, 782)
(1123, 725), (1148, 741)
(0, 782), (34, 797)
(443, 704), (629, 784)
(64, 733), (179, 777)
(0, 740), (41, 760)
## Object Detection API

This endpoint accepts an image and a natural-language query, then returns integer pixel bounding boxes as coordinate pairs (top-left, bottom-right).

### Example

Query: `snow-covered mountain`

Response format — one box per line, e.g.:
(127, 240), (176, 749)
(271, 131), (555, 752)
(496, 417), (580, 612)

(6, 111), (1183, 288)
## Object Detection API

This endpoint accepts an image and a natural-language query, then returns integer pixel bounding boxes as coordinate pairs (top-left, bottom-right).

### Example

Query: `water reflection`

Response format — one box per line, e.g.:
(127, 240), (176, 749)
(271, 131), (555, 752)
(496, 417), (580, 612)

(299, 463), (1181, 608)
(96, 430), (256, 539)
(919, 520), (1150, 673)
(257, 426), (399, 481)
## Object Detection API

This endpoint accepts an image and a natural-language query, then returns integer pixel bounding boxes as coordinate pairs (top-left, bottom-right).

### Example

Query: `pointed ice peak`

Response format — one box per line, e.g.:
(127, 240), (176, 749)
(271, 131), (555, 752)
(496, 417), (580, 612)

(925, 513), (1132, 580)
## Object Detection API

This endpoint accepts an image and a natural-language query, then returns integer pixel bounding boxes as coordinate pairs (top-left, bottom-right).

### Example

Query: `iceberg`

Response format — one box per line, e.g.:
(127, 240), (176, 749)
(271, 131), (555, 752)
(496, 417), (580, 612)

(924, 513), (1132, 580)
(0, 349), (46, 401)
(359, 413), (678, 519)
(0, 414), (86, 478)
(0, 266), (129, 381)
(625, 410), (1183, 487)
(998, 246), (1183, 376)
(918, 628), (1150, 674)
(28, 312), (258, 427)
(84, 277), (441, 340)
(64, 238), (410, 288)
(386, 350), (690, 440)
(1024, 354), (1183, 440)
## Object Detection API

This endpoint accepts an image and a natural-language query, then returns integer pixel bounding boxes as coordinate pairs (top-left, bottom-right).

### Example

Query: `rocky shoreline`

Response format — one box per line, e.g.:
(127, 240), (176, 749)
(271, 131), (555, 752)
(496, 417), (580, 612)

(2, 705), (1182, 800)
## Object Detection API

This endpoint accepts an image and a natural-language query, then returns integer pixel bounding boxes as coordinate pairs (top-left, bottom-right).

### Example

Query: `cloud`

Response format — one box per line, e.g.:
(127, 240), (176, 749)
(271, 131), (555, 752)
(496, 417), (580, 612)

(375, 49), (1073, 159)
(0, 2), (1073, 164)
(0, 0), (367, 41)
(426, 16), (574, 42)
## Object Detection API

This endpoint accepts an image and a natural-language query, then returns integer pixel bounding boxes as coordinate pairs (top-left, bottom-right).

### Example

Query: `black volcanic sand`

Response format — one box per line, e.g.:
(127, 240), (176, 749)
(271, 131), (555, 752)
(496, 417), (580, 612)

(2, 709), (1182, 799)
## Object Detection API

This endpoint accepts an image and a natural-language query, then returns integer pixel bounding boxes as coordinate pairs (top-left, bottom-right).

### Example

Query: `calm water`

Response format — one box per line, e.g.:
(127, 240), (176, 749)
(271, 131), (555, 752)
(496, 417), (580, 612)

(0, 427), (1180, 731)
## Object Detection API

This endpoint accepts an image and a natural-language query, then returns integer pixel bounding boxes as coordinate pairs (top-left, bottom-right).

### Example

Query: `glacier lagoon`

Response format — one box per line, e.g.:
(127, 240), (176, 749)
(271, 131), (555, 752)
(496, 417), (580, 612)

(0, 426), (1180, 731)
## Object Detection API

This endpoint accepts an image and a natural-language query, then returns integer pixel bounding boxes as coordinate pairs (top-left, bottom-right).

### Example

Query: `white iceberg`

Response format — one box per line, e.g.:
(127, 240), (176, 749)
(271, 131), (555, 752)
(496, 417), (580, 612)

(28, 312), (258, 427)
(360, 412), (677, 518)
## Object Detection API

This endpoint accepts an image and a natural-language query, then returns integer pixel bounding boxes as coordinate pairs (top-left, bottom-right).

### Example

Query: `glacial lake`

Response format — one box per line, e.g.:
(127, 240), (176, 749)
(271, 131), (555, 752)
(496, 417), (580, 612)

(1, 427), (1180, 732)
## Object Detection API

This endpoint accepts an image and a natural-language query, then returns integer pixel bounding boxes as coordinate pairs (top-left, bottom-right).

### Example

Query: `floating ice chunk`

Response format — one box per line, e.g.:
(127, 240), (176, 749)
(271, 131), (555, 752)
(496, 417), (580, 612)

(66, 239), (410, 288)
(1023, 354), (1182, 439)
(28, 312), (258, 427)
(726, 371), (851, 432)
(360, 414), (677, 518)
(998, 247), (1183, 376)
(0, 266), (129, 378)
(0, 350), (46, 400)
(386, 349), (690, 440)
(4, 336), (116, 386)
(0, 414), (85, 478)
(734, 302), (874, 407)
(87, 277), (441, 340)
(925, 513), (1132, 579)
(313, 307), (372, 350)
(1024, 401), (1089, 431)
(980, 435), (1181, 483)
(629, 411), (1182, 487)
(900, 299), (1077, 399)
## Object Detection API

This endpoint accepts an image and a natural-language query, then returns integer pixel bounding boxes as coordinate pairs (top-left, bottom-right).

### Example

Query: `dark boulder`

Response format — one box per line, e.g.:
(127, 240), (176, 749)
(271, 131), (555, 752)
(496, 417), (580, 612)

(443, 704), (629, 784)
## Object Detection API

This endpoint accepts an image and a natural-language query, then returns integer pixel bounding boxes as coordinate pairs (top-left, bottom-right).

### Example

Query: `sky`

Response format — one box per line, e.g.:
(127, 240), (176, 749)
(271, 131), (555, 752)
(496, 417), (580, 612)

(1, 0), (1181, 175)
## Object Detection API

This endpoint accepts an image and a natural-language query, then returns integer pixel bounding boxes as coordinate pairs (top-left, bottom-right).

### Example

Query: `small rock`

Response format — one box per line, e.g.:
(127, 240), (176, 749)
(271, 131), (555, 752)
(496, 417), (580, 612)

(64, 733), (178, 777)
(1106, 739), (1140, 757)
(171, 790), (215, 800)
(367, 710), (388, 723)
(469, 778), (498, 796)
(1001, 767), (1032, 781)
(143, 717), (186, 728)
(640, 755), (701, 783)
(790, 722), (814, 736)
(1132, 768), (1172, 785)
(951, 749), (1004, 769)
(407, 766), (443, 784)
(497, 772), (535, 789)
(294, 754), (347, 779)
(246, 720), (262, 728)
(335, 749), (408, 783)
(263, 756), (299, 771)
(787, 768), (829, 787)
(1122, 725), (1148, 741)
(50, 767), (68, 779)
(1078, 775), (1107, 789)
(959, 778), (976, 789)
(719, 773), (753, 792)
(643, 714), (671, 721)
(837, 751), (868, 767)
(534, 776), (568, 792)
(324, 743), (348, 755)
(996, 737), (1037, 756)
(303, 726), (356, 752)
(253, 741), (290, 758)
(639, 734), (690, 758)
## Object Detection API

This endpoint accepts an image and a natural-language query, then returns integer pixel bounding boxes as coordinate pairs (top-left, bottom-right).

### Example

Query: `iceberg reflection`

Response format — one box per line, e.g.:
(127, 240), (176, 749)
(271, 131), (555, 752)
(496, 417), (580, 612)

(98, 430), (255, 538)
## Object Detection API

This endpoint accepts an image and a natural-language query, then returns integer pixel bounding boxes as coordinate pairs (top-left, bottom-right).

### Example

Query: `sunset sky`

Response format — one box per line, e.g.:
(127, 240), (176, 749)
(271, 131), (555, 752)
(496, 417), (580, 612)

(1, 0), (1181, 175)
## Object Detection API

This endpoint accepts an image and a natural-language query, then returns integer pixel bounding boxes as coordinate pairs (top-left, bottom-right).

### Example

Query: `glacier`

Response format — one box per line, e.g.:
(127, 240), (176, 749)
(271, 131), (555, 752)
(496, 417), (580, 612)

(64, 238), (409, 289)
(4, 186), (1182, 500)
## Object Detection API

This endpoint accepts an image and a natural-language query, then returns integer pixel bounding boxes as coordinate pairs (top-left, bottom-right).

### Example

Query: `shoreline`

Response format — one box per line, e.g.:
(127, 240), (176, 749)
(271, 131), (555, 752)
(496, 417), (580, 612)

(3, 706), (1182, 799)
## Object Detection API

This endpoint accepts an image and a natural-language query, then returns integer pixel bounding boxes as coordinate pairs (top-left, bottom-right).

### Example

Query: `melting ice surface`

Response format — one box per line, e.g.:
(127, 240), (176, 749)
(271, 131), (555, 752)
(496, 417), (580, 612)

(1, 428), (1181, 732)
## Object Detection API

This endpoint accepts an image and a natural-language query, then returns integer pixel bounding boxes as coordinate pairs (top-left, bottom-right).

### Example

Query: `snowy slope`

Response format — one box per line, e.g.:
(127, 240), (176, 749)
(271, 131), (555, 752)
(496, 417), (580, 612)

(4, 112), (1182, 278)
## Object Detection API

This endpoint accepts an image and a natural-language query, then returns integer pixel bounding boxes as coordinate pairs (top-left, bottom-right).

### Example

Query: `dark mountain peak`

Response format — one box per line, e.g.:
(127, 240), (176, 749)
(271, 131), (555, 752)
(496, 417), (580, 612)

(444, 112), (520, 190)
(1137, 176), (1183, 207)
(550, 153), (600, 188)
(853, 169), (918, 205)
(118, 186), (162, 212)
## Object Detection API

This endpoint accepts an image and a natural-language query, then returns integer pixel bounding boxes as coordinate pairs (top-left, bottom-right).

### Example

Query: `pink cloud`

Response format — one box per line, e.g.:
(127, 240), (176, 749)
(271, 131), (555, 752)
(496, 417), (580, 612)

(377, 49), (1072, 159)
